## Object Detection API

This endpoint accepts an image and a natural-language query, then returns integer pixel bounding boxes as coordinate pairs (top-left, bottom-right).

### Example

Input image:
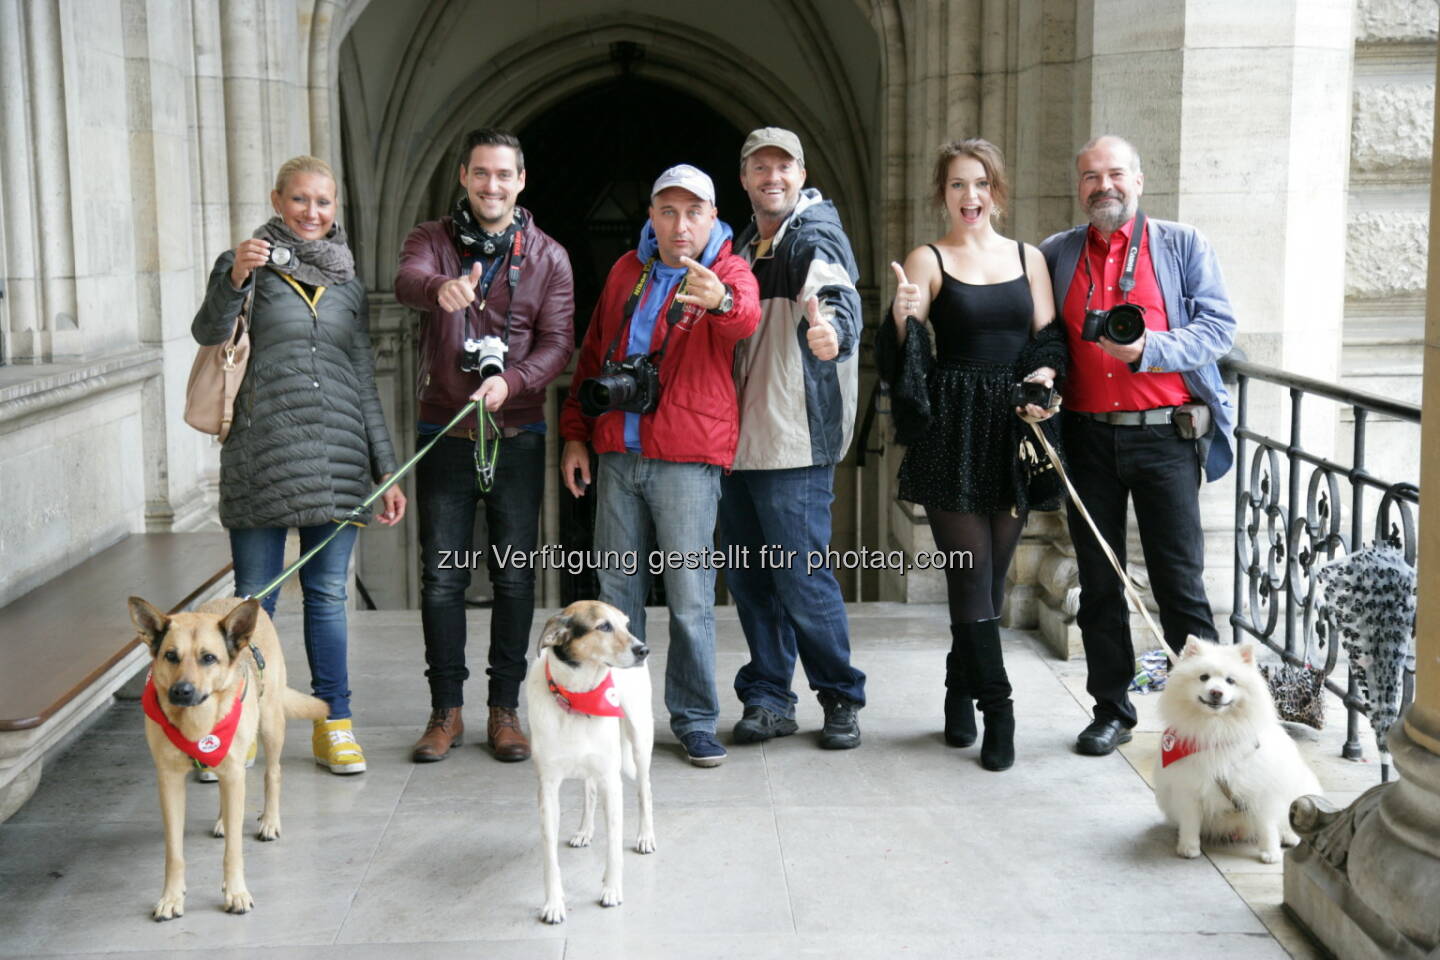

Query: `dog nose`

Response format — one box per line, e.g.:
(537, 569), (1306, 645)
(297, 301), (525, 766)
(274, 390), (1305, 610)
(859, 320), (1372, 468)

(1207, 688), (1225, 703)
(169, 681), (196, 703)
(633, 643), (650, 660)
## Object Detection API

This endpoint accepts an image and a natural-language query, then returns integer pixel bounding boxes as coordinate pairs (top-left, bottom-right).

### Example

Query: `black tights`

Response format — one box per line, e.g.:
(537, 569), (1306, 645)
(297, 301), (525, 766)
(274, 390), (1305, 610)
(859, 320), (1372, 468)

(929, 508), (1028, 624)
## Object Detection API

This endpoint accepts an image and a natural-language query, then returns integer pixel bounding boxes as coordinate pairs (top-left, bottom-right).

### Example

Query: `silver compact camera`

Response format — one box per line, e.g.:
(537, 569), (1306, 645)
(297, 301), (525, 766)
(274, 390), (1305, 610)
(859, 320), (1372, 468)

(268, 245), (293, 267)
(462, 335), (507, 379)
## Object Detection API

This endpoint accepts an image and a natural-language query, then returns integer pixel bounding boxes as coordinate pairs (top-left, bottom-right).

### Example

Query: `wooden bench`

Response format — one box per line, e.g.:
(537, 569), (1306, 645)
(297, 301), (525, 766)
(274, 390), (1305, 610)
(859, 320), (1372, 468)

(0, 533), (233, 821)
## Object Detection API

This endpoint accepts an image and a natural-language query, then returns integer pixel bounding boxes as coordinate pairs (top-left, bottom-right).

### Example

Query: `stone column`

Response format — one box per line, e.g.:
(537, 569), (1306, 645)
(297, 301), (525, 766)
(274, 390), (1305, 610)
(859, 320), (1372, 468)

(1283, 41), (1440, 957)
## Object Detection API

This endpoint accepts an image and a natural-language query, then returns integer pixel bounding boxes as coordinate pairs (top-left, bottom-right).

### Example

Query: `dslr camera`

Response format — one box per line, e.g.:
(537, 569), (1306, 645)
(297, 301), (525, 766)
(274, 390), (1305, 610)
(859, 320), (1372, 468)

(1080, 302), (1146, 345)
(1010, 381), (1059, 410)
(462, 335), (507, 380)
(579, 354), (661, 416)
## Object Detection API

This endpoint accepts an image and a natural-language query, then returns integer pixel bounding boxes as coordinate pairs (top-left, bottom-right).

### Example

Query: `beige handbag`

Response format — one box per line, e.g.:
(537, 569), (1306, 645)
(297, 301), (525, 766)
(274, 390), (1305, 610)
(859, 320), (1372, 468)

(183, 293), (251, 442)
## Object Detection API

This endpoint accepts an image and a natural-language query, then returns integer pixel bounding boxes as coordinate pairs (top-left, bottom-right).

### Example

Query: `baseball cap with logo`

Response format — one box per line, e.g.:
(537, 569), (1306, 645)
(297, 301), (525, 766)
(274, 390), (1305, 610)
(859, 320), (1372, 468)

(740, 127), (805, 165)
(650, 164), (716, 205)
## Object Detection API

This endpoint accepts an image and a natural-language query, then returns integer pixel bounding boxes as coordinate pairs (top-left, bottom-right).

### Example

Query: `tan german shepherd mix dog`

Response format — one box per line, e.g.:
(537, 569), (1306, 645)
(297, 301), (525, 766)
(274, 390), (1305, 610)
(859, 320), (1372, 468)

(128, 596), (328, 920)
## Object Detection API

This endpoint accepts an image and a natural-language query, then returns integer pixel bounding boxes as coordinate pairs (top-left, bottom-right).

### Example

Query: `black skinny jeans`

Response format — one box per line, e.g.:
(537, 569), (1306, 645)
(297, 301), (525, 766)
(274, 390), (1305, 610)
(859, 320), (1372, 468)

(1062, 412), (1218, 726)
(416, 430), (545, 709)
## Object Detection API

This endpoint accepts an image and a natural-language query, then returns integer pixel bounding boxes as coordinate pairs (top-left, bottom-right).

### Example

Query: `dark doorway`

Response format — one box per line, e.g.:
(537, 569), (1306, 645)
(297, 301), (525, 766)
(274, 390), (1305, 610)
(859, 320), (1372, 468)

(517, 75), (749, 334)
(516, 73), (747, 604)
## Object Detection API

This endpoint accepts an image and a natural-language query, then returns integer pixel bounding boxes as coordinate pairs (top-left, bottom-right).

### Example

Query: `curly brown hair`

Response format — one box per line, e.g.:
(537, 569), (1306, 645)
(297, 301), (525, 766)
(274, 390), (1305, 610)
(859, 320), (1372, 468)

(931, 138), (1009, 219)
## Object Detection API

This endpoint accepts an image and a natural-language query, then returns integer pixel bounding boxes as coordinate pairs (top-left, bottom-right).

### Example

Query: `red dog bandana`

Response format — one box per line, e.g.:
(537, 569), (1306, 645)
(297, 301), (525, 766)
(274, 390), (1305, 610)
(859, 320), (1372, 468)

(141, 672), (245, 767)
(1160, 727), (1201, 767)
(545, 660), (626, 718)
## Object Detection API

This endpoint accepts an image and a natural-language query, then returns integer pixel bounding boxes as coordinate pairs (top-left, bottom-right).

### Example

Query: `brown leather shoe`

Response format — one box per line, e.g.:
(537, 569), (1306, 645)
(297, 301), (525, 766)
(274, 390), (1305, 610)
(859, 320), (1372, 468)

(411, 707), (463, 762)
(487, 706), (530, 762)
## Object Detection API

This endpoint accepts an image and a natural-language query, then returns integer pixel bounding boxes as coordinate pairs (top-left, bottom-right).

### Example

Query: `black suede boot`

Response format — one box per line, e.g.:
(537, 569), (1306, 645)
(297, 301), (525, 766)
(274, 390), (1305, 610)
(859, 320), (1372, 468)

(944, 625), (977, 747)
(971, 618), (1015, 771)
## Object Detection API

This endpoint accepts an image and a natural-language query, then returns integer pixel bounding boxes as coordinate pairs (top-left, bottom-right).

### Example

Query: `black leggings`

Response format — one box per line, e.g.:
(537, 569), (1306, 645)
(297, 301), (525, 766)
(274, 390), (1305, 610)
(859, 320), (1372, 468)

(928, 508), (1027, 624)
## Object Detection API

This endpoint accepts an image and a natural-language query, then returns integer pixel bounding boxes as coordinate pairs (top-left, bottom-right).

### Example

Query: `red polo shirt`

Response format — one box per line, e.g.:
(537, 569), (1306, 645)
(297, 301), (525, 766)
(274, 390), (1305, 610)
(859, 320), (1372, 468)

(1062, 218), (1190, 412)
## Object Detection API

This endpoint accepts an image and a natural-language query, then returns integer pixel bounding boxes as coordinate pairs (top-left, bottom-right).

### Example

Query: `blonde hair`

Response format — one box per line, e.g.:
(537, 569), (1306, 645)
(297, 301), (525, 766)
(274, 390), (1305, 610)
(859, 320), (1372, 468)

(273, 155), (336, 195)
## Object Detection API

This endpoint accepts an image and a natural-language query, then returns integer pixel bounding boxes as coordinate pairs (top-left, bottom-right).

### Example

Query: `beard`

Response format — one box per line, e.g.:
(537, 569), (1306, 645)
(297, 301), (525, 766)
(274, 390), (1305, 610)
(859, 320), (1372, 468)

(1086, 190), (1134, 234)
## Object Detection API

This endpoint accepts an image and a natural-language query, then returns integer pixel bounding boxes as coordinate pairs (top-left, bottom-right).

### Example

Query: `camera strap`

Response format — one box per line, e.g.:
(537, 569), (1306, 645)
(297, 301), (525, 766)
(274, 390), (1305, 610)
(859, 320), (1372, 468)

(604, 257), (689, 366)
(1082, 209), (1147, 310)
(462, 223), (526, 347)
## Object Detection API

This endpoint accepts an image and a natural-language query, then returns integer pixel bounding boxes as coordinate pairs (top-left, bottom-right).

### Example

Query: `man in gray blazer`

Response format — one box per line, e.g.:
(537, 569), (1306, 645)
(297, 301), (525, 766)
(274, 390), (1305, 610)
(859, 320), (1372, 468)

(1039, 135), (1237, 756)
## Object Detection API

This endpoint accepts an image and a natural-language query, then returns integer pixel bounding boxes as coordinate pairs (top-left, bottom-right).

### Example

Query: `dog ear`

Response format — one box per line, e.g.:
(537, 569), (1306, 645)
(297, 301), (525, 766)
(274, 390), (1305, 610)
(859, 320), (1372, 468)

(219, 599), (260, 657)
(128, 596), (170, 653)
(1237, 643), (1256, 665)
(1180, 636), (1205, 659)
(538, 614), (573, 654)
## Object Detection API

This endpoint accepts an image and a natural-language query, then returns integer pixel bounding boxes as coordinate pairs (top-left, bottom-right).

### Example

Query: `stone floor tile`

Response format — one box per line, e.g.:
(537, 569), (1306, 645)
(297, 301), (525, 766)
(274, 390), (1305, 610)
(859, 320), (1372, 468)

(775, 804), (1269, 937)
(334, 805), (792, 944)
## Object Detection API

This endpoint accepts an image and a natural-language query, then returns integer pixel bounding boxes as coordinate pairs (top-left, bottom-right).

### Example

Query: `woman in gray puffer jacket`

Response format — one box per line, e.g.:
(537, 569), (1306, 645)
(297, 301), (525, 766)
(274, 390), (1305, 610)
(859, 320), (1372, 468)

(191, 155), (404, 776)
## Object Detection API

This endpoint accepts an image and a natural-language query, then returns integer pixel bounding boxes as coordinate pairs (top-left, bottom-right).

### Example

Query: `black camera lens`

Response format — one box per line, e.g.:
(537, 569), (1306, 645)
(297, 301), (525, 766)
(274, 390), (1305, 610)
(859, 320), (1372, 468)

(1104, 304), (1146, 345)
(579, 373), (638, 417)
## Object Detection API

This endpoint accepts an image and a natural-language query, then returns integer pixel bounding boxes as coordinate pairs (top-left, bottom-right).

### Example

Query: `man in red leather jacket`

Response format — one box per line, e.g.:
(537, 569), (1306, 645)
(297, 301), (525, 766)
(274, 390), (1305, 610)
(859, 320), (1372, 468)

(560, 164), (760, 767)
(395, 128), (574, 765)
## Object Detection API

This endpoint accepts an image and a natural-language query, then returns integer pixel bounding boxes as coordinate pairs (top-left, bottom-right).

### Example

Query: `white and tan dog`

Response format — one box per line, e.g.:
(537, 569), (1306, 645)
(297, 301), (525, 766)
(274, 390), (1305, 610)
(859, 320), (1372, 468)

(525, 600), (655, 924)
(1154, 637), (1323, 863)
(129, 596), (329, 920)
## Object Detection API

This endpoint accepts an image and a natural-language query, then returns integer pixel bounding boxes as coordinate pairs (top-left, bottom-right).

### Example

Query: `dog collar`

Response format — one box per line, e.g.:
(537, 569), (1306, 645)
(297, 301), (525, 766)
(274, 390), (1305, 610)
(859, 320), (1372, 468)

(141, 672), (246, 767)
(1160, 728), (1201, 767)
(545, 660), (625, 718)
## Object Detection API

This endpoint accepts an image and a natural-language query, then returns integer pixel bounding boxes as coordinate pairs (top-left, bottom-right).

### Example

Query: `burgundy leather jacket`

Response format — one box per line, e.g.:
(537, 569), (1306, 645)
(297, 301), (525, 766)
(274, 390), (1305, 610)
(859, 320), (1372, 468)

(394, 208), (574, 432)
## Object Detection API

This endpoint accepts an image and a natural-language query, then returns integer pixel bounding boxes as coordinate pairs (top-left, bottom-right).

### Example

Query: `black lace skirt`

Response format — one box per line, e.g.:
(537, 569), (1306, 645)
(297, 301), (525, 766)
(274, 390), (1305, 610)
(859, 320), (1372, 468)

(896, 359), (1026, 514)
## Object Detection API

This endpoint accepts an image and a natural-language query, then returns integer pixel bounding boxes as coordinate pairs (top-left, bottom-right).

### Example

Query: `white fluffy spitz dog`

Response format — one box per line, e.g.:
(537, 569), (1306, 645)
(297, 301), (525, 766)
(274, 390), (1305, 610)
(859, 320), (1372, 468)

(1154, 638), (1322, 863)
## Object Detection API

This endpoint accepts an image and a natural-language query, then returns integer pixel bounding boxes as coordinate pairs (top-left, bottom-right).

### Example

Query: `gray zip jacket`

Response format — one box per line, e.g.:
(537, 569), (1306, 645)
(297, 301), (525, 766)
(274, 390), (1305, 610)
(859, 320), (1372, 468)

(731, 190), (862, 470)
(192, 251), (399, 528)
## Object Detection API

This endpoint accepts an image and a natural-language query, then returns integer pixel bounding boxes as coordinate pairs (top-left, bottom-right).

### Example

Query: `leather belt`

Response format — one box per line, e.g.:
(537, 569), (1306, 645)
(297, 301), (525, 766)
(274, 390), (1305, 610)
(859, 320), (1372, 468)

(445, 425), (478, 441)
(1071, 406), (1177, 427)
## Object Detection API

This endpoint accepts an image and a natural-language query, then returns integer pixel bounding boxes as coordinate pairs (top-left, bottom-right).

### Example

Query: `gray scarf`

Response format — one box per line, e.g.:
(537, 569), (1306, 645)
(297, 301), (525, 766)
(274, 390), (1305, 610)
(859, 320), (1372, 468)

(252, 217), (356, 286)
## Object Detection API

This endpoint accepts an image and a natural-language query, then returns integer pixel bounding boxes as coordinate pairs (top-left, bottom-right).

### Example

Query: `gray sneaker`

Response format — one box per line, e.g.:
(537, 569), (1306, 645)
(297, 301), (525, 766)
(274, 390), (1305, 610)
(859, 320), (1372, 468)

(732, 705), (800, 744)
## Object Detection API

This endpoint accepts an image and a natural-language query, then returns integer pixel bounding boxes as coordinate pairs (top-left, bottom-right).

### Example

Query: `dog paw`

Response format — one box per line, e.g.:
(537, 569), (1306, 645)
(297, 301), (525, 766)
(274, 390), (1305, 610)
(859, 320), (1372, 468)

(568, 831), (593, 848)
(212, 818), (225, 839)
(256, 817), (281, 842)
(1259, 848), (1280, 864)
(152, 894), (185, 921)
(539, 900), (567, 924)
(600, 885), (623, 908)
(1177, 840), (1202, 859)
(223, 887), (255, 914)
(634, 833), (656, 854)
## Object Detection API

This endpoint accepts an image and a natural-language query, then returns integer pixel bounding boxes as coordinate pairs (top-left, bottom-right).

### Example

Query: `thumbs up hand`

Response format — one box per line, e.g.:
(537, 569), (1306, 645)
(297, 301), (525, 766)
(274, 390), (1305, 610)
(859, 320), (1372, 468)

(438, 261), (484, 313)
(891, 261), (923, 321)
(804, 295), (839, 361)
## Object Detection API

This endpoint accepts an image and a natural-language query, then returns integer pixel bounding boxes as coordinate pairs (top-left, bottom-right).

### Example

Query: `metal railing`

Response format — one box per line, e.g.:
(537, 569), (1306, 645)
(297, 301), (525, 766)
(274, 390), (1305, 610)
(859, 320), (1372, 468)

(1225, 356), (1419, 780)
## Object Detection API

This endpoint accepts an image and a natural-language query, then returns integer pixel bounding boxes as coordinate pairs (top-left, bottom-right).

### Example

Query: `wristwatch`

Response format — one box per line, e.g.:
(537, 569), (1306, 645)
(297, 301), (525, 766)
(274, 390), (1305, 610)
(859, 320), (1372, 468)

(708, 284), (734, 315)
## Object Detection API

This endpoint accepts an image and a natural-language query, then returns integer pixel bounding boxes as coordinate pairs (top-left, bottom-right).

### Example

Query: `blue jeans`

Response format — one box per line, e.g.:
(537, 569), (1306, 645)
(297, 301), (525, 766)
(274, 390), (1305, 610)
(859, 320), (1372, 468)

(719, 465), (866, 715)
(229, 523), (359, 720)
(594, 452), (720, 738)
(416, 431), (545, 710)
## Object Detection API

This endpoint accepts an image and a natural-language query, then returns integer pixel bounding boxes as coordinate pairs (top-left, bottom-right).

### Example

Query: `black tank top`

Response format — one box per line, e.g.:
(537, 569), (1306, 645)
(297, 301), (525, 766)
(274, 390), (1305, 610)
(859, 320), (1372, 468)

(927, 241), (1033, 365)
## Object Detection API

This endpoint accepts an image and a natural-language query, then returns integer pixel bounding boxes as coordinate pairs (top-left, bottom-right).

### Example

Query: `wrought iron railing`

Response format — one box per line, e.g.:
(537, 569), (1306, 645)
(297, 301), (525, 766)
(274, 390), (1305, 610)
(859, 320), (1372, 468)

(1225, 356), (1419, 781)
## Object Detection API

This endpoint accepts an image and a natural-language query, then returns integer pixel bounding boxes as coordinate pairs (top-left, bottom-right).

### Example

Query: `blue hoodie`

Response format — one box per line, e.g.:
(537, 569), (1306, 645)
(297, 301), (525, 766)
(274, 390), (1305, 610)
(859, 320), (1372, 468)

(622, 218), (734, 453)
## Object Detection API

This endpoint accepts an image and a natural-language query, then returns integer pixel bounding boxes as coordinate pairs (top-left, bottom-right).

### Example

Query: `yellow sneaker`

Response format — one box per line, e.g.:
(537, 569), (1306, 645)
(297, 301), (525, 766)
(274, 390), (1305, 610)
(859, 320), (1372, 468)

(312, 718), (366, 774)
(195, 738), (257, 783)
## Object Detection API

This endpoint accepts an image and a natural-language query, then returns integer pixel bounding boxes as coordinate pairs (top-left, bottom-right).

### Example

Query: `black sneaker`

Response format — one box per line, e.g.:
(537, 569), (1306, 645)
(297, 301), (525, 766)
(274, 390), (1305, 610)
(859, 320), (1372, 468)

(679, 730), (728, 767)
(733, 705), (800, 744)
(817, 692), (861, 750)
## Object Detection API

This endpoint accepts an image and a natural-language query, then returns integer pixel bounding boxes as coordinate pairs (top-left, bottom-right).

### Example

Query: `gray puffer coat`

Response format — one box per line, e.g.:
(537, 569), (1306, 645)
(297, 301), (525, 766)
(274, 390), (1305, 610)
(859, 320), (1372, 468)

(192, 251), (399, 529)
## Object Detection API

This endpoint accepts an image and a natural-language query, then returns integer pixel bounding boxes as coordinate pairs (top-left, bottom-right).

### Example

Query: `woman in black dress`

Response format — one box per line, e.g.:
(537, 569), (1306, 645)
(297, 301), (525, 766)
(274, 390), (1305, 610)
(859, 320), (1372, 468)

(880, 139), (1063, 771)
